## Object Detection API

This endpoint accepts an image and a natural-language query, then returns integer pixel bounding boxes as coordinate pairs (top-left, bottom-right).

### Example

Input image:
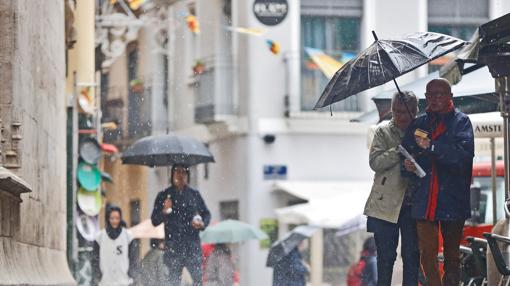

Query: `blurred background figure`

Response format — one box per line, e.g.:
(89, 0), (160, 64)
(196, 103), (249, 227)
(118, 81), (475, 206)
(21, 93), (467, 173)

(205, 243), (236, 286)
(347, 237), (377, 286)
(272, 245), (309, 286)
(92, 205), (136, 286)
(134, 239), (169, 286)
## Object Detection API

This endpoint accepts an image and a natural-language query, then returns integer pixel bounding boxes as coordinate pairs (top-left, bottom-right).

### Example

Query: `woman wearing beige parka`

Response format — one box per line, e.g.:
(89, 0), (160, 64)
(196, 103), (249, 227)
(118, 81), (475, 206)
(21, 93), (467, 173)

(363, 91), (420, 286)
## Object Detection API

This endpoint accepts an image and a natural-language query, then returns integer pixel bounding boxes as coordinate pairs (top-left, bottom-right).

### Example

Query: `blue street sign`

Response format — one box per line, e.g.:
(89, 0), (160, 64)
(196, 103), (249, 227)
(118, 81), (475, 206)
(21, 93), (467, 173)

(263, 165), (287, 180)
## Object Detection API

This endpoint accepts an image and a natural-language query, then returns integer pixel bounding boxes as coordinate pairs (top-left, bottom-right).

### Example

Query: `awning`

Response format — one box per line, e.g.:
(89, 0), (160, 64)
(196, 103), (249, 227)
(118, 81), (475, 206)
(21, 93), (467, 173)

(273, 181), (372, 228)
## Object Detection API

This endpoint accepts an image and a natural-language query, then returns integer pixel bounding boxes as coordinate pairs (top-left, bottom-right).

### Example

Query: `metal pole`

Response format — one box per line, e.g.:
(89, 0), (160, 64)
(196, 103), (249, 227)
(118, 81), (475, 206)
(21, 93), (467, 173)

(491, 137), (497, 225)
(66, 71), (79, 273)
(497, 76), (510, 217)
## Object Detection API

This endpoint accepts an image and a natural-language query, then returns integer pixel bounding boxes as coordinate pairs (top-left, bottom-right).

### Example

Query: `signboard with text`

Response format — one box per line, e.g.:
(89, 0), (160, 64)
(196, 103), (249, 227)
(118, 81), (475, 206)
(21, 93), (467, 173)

(253, 0), (288, 26)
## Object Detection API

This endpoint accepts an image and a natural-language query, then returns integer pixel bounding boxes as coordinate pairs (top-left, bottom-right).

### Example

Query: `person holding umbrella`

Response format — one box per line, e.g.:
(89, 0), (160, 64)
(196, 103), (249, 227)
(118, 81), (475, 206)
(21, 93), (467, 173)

(267, 226), (317, 286)
(151, 164), (211, 286)
(271, 243), (309, 286)
(363, 91), (420, 285)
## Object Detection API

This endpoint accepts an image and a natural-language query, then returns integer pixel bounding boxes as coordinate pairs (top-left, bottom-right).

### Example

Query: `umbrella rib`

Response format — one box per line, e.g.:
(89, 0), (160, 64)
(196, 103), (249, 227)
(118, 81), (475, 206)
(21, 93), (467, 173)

(375, 43), (391, 84)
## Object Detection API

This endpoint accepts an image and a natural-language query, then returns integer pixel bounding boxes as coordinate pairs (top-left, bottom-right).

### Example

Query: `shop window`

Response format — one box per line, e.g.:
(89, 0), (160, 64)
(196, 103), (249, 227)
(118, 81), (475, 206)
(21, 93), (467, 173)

(219, 200), (239, 220)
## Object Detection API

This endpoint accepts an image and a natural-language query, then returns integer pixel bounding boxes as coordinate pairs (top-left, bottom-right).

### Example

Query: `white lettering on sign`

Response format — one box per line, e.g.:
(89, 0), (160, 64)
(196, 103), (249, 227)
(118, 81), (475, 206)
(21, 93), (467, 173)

(254, 3), (288, 17)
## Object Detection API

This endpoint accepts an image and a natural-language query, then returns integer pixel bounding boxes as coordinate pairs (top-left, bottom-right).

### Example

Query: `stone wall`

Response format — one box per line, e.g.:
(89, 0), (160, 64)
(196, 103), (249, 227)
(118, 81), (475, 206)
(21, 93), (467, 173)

(0, 0), (75, 284)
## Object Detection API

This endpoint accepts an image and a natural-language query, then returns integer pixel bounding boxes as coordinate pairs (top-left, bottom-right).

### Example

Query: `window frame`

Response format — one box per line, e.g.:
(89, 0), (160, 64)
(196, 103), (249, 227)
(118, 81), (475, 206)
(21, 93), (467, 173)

(299, 10), (362, 112)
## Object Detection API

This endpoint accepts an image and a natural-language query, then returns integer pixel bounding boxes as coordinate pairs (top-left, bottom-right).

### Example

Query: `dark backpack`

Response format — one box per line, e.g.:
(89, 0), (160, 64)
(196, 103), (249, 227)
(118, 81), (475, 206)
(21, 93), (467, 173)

(347, 256), (367, 286)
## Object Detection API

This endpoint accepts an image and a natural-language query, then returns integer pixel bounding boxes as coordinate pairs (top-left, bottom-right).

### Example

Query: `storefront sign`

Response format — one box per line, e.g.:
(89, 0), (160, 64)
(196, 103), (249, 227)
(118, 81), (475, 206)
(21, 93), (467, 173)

(253, 0), (288, 26)
(473, 122), (503, 138)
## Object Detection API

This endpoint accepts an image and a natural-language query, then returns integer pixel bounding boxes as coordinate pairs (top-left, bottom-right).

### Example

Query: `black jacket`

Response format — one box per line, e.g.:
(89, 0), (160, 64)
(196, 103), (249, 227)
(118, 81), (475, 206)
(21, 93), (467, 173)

(151, 186), (211, 253)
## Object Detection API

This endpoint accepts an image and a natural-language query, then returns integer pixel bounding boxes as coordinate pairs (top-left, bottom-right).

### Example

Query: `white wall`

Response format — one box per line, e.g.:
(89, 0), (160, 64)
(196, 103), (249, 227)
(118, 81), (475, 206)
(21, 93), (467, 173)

(490, 0), (510, 19)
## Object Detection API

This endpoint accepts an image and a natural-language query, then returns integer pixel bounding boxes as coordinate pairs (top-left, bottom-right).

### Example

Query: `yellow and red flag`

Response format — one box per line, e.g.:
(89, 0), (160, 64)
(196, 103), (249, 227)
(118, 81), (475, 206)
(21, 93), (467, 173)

(186, 15), (200, 34)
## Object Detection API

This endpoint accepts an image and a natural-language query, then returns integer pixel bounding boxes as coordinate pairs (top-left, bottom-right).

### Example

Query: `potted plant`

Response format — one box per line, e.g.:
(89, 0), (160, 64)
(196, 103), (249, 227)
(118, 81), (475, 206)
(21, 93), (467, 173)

(192, 60), (206, 75)
(129, 79), (144, 93)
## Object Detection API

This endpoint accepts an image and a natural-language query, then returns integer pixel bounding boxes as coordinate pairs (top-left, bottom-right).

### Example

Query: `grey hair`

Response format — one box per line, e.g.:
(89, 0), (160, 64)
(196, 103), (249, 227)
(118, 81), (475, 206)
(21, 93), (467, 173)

(391, 91), (418, 114)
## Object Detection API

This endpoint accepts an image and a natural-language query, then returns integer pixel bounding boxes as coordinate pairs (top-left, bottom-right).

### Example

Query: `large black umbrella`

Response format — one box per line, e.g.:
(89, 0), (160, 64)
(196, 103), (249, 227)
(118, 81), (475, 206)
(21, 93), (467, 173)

(121, 134), (215, 167)
(314, 31), (466, 109)
(266, 225), (319, 267)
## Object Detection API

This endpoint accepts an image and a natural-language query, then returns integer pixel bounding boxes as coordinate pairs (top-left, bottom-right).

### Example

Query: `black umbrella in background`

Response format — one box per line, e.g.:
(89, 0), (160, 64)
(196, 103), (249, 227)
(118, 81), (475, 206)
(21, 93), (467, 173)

(266, 225), (319, 267)
(314, 31), (467, 113)
(121, 134), (215, 167)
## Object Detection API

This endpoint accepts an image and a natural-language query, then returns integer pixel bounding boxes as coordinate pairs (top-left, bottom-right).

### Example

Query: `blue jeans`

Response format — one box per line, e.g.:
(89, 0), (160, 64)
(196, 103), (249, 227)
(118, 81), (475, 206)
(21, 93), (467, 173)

(367, 206), (420, 286)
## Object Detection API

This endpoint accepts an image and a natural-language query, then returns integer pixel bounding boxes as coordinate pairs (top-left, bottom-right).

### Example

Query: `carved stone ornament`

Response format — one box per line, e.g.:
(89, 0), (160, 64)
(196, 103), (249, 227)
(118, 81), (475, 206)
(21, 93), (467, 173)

(96, 1), (172, 68)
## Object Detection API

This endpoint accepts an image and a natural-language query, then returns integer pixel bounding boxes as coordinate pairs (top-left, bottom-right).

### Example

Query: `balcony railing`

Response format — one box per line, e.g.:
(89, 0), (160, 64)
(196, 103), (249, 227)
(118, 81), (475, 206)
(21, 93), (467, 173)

(102, 85), (152, 144)
(193, 59), (235, 123)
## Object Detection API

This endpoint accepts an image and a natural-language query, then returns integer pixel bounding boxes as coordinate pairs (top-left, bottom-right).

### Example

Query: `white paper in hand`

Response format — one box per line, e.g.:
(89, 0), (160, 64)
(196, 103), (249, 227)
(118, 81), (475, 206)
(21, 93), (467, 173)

(398, 145), (426, 178)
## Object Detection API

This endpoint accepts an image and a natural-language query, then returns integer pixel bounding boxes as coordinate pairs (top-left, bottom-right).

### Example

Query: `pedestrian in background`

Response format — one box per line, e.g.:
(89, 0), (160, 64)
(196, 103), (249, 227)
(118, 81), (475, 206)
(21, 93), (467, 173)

(134, 239), (169, 286)
(272, 246), (308, 286)
(92, 205), (137, 286)
(347, 237), (378, 286)
(151, 164), (211, 286)
(363, 91), (420, 285)
(205, 243), (235, 286)
(402, 78), (474, 286)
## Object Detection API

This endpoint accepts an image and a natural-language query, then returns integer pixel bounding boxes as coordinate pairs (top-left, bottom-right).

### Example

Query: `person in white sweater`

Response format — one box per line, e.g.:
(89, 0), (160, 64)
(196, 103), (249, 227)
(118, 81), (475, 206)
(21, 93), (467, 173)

(92, 205), (137, 286)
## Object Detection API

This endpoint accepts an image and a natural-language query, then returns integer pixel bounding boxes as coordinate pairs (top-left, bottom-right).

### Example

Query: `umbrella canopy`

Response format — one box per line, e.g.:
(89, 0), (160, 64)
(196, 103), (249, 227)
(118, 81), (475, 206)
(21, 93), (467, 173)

(200, 219), (268, 244)
(121, 134), (215, 167)
(439, 30), (481, 84)
(266, 225), (319, 267)
(314, 32), (466, 109)
(273, 181), (372, 228)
